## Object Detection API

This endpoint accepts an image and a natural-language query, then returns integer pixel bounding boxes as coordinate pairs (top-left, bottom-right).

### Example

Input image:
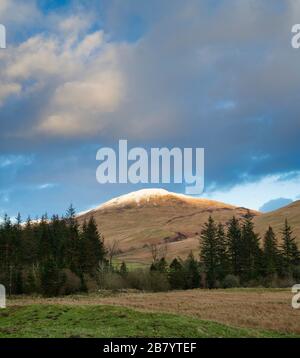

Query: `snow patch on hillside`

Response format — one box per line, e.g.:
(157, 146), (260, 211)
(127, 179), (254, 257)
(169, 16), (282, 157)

(78, 188), (236, 214)
(100, 188), (173, 209)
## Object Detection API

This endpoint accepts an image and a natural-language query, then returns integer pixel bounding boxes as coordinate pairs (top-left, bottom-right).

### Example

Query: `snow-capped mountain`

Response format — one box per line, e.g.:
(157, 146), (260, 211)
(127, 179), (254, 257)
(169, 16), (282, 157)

(78, 188), (258, 263)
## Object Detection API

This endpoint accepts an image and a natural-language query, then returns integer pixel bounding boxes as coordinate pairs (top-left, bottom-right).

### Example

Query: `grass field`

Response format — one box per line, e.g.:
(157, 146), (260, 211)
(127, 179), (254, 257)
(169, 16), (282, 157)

(3, 288), (300, 338)
(0, 304), (297, 338)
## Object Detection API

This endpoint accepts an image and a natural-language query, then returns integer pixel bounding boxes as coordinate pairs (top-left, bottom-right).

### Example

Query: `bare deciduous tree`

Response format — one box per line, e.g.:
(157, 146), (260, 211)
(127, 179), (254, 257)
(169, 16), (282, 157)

(107, 239), (120, 266)
(149, 243), (168, 263)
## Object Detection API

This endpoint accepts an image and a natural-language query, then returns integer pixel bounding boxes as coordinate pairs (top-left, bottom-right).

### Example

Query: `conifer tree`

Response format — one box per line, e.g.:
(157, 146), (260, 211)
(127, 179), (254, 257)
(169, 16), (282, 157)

(263, 226), (279, 278)
(240, 211), (262, 282)
(40, 257), (65, 297)
(216, 223), (230, 281)
(81, 216), (106, 275)
(185, 252), (200, 289)
(200, 216), (219, 288)
(227, 216), (242, 277)
(65, 205), (81, 273)
(281, 219), (300, 275)
(168, 258), (185, 289)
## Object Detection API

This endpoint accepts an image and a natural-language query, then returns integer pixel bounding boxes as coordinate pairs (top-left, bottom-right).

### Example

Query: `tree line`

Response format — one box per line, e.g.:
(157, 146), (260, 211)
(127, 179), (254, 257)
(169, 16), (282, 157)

(145, 212), (300, 290)
(199, 212), (300, 288)
(0, 207), (299, 295)
(0, 206), (106, 296)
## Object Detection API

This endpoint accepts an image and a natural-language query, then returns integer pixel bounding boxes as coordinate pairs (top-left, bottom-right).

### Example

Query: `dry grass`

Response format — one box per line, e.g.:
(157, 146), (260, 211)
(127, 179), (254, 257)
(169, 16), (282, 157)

(8, 288), (300, 334)
(254, 200), (300, 242)
(78, 196), (259, 263)
(78, 192), (300, 264)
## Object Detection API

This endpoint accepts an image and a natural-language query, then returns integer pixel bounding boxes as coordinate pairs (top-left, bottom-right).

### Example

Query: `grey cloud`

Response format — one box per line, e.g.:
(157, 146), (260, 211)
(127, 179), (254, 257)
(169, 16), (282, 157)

(1, 0), (300, 194)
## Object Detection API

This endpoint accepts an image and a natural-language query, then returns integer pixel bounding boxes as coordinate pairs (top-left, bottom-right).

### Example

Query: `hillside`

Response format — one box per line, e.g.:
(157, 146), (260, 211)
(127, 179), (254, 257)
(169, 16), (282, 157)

(78, 189), (260, 263)
(253, 200), (300, 242)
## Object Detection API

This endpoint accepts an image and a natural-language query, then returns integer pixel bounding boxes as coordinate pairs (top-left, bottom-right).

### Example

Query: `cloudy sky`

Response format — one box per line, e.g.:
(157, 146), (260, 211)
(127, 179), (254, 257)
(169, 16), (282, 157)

(0, 0), (300, 218)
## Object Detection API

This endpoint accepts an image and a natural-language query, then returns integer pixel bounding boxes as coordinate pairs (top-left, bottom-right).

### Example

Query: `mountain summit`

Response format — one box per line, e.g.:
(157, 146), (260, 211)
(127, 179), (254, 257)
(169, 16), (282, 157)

(96, 188), (237, 211)
(78, 188), (258, 263)
(78, 189), (300, 263)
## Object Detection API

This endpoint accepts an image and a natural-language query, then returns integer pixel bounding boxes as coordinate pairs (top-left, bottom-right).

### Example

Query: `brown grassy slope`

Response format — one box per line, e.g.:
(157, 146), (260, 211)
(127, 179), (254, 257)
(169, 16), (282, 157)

(78, 191), (259, 263)
(78, 190), (300, 264)
(8, 289), (300, 334)
(254, 200), (300, 242)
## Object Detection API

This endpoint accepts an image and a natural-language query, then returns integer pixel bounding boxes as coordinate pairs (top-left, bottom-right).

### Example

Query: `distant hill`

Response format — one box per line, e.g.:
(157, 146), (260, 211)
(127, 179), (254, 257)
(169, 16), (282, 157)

(78, 189), (260, 264)
(78, 190), (300, 264)
(254, 200), (300, 242)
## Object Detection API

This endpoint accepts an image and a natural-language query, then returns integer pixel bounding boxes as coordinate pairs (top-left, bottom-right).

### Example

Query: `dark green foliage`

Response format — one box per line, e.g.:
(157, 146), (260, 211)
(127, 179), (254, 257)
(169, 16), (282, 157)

(0, 207), (107, 296)
(151, 257), (168, 273)
(80, 216), (106, 276)
(227, 216), (242, 276)
(281, 219), (300, 275)
(199, 215), (300, 288)
(40, 258), (65, 297)
(216, 223), (230, 281)
(240, 211), (263, 282)
(119, 262), (128, 277)
(168, 258), (185, 289)
(263, 226), (279, 278)
(200, 216), (219, 288)
(222, 274), (240, 288)
(184, 252), (201, 289)
(0, 207), (299, 295)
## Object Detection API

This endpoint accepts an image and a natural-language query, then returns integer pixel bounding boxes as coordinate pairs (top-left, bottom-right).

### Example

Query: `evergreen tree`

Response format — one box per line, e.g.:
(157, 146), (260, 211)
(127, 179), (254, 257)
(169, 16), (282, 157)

(157, 257), (168, 273)
(40, 257), (65, 297)
(281, 219), (300, 275)
(200, 216), (218, 288)
(65, 205), (81, 273)
(81, 216), (106, 276)
(240, 211), (262, 282)
(185, 252), (200, 289)
(0, 206), (108, 296)
(227, 216), (242, 277)
(168, 258), (185, 289)
(216, 223), (230, 281)
(263, 226), (279, 278)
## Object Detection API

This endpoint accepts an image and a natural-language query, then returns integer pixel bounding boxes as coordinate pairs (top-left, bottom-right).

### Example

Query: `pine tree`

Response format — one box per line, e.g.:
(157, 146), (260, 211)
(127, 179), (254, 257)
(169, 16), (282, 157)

(157, 257), (168, 273)
(81, 216), (106, 276)
(227, 216), (242, 277)
(40, 257), (65, 297)
(281, 219), (300, 276)
(200, 216), (219, 288)
(185, 252), (200, 289)
(216, 223), (230, 281)
(65, 205), (81, 273)
(240, 211), (262, 282)
(263, 226), (279, 278)
(168, 258), (185, 289)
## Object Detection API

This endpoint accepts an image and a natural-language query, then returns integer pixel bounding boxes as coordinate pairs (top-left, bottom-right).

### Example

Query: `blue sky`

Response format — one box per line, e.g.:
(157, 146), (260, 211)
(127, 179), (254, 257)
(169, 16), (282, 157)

(0, 0), (300, 219)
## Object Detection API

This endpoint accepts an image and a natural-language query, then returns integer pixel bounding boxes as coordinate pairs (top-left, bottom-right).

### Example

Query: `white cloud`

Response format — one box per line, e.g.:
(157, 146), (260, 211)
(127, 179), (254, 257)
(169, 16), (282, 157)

(1, 24), (126, 136)
(0, 0), (40, 29)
